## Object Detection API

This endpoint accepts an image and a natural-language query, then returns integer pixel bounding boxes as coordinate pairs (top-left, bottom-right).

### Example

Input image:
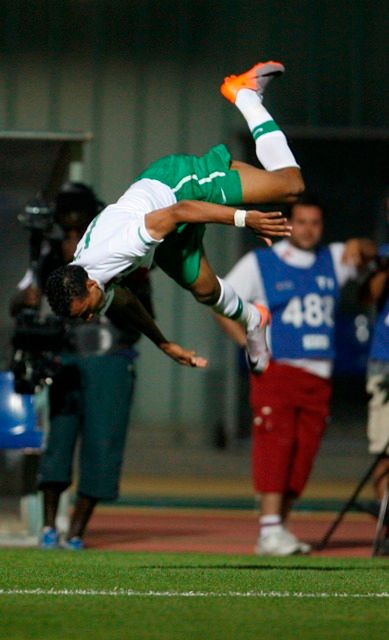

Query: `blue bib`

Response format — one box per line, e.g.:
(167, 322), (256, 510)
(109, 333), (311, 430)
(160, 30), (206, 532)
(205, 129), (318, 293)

(255, 246), (340, 359)
(370, 244), (389, 361)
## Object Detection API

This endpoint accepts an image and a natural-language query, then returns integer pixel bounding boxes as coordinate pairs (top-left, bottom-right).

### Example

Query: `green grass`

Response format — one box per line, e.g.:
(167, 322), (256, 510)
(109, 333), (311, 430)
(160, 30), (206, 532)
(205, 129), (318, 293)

(0, 549), (388, 640)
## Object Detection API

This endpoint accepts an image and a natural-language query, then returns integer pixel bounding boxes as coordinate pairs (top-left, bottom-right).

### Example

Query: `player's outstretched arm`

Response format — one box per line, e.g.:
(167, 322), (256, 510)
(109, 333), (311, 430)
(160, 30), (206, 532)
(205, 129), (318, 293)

(106, 285), (208, 368)
(144, 200), (291, 246)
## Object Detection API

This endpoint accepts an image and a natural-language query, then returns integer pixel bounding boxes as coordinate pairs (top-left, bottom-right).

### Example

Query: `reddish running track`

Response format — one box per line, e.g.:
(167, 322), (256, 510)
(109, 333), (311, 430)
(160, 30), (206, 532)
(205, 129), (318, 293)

(85, 508), (380, 557)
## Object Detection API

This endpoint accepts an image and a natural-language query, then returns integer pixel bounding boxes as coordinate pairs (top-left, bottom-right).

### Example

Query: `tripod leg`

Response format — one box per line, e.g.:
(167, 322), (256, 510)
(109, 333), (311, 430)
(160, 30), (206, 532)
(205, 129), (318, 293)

(372, 483), (389, 556)
(317, 454), (383, 551)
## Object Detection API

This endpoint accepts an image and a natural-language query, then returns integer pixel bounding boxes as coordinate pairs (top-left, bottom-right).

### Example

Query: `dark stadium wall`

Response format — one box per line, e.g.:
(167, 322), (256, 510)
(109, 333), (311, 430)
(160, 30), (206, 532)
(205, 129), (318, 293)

(0, 0), (388, 435)
(0, 1), (387, 194)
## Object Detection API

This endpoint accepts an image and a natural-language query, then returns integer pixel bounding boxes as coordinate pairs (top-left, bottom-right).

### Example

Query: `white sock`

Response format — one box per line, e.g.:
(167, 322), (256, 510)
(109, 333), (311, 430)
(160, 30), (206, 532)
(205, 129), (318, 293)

(212, 277), (254, 328)
(235, 88), (299, 171)
(260, 515), (283, 538)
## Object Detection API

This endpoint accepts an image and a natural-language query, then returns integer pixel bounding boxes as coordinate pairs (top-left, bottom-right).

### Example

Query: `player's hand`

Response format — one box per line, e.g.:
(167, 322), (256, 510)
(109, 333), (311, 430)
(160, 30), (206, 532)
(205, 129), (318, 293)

(160, 342), (208, 368)
(246, 210), (292, 246)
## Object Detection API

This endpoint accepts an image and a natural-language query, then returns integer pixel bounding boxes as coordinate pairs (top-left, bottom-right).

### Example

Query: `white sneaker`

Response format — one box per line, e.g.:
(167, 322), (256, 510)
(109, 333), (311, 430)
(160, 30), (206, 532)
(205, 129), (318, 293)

(246, 303), (271, 373)
(254, 528), (311, 556)
(285, 529), (312, 554)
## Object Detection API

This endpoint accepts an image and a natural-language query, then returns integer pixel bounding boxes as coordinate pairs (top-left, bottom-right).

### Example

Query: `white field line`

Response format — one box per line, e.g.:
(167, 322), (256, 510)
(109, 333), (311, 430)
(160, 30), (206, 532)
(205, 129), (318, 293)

(0, 588), (388, 599)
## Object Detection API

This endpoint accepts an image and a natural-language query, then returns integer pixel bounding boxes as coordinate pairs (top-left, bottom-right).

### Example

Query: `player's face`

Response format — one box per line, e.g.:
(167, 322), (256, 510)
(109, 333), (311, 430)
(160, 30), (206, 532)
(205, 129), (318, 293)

(69, 280), (105, 322)
(289, 205), (323, 251)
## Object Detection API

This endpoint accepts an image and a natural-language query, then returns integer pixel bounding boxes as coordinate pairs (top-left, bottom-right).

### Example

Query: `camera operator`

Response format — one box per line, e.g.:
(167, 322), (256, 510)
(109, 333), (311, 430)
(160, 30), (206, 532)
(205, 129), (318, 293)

(363, 187), (389, 554)
(10, 182), (153, 550)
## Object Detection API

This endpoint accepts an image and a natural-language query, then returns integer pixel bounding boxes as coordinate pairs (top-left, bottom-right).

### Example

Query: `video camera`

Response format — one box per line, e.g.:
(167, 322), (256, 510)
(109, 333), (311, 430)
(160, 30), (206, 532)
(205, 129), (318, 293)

(17, 197), (55, 233)
(11, 310), (65, 395)
(10, 196), (65, 394)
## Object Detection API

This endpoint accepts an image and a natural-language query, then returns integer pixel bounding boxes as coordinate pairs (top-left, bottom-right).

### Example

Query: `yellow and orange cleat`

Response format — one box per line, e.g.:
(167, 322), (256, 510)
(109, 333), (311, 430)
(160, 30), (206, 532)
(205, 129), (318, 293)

(220, 60), (285, 104)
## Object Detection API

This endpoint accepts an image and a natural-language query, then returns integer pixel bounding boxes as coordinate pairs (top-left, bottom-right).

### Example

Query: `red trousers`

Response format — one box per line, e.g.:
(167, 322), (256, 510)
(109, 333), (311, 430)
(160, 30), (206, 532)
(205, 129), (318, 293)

(250, 361), (331, 497)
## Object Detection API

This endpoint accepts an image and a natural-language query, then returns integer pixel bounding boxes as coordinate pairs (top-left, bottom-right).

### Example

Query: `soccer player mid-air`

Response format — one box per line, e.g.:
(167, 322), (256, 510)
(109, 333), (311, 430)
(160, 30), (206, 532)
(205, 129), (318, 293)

(46, 60), (304, 368)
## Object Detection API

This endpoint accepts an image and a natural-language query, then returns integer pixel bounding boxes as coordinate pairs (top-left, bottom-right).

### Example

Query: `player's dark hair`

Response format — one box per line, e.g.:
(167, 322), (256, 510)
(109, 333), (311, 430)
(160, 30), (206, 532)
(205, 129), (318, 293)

(46, 264), (89, 317)
(286, 192), (324, 218)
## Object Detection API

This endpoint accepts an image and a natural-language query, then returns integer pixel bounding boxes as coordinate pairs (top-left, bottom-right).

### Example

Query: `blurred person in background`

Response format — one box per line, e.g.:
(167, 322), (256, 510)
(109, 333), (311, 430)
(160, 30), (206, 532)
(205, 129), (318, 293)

(216, 194), (376, 555)
(10, 182), (154, 550)
(363, 187), (389, 554)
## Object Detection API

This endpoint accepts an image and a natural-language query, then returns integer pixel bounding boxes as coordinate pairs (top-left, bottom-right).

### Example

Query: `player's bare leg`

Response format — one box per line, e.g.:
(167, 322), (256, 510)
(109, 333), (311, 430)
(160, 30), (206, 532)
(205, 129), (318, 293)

(232, 160), (303, 204)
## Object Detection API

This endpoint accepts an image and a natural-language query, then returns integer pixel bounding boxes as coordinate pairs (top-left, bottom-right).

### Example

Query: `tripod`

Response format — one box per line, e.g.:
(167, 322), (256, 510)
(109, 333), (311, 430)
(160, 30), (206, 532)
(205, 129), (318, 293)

(317, 437), (389, 556)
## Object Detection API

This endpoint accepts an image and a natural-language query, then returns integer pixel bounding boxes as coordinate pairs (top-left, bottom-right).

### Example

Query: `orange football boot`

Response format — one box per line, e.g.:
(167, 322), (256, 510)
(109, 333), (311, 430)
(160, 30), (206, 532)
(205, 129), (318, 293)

(256, 302), (272, 329)
(220, 60), (285, 104)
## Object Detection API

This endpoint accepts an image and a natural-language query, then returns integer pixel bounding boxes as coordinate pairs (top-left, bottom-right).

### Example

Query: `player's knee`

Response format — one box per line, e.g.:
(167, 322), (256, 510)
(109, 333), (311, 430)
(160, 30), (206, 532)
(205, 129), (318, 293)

(191, 287), (219, 306)
(280, 168), (305, 202)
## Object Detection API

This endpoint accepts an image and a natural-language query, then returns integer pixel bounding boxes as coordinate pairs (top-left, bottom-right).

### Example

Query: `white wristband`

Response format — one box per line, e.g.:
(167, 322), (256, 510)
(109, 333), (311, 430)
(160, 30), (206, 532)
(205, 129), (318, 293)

(234, 209), (246, 227)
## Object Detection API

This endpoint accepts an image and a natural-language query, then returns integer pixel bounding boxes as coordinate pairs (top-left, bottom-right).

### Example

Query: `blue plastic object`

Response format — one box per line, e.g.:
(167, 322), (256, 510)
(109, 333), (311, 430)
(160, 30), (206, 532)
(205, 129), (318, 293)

(39, 527), (60, 549)
(0, 371), (43, 449)
(62, 536), (84, 551)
